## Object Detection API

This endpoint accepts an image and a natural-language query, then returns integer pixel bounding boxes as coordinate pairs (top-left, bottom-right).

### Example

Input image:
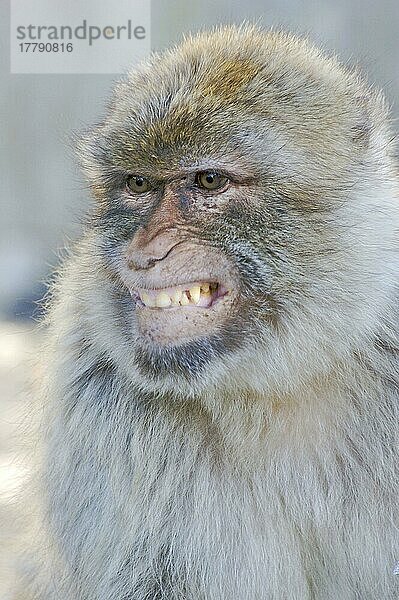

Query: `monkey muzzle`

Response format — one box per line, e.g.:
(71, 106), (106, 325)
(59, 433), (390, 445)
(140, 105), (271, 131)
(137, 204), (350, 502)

(128, 276), (237, 346)
(122, 233), (239, 346)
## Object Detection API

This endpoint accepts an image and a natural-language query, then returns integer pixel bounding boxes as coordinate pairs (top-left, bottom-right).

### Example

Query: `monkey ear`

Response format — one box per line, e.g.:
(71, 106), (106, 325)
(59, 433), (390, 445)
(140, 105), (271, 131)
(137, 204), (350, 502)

(73, 124), (110, 201)
(73, 125), (104, 181)
(351, 95), (372, 145)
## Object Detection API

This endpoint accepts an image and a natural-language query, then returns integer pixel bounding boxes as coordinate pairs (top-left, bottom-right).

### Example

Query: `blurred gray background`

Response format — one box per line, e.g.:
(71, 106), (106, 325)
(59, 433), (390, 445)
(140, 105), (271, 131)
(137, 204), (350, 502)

(1, 0), (399, 319)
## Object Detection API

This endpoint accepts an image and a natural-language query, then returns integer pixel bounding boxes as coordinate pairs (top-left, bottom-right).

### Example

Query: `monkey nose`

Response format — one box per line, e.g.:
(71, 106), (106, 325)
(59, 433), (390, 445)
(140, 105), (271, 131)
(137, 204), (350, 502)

(126, 229), (180, 271)
(127, 251), (157, 271)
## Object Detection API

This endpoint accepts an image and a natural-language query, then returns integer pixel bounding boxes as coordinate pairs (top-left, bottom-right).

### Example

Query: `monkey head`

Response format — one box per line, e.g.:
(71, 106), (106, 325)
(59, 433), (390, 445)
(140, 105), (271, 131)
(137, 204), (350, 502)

(77, 26), (398, 398)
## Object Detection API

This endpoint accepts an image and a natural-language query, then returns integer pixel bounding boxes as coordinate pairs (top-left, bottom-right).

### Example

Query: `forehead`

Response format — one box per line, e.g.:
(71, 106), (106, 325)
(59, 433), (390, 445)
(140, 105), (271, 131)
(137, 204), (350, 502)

(108, 58), (261, 154)
(96, 36), (358, 179)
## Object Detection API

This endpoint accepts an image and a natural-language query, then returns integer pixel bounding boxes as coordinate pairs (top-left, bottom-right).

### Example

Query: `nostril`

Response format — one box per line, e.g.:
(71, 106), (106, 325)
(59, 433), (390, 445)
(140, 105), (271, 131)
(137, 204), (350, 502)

(127, 247), (176, 271)
(126, 234), (181, 271)
(127, 253), (158, 271)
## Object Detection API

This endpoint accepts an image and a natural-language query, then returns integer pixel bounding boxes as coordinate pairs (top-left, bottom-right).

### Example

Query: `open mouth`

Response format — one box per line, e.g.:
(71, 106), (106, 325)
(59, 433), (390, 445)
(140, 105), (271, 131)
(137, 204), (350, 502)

(127, 278), (236, 346)
(130, 281), (229, 309)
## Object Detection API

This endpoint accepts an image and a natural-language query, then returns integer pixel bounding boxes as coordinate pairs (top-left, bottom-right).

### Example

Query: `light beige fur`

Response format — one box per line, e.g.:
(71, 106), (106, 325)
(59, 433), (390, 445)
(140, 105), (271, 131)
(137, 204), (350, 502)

(17, 25), (399, 599)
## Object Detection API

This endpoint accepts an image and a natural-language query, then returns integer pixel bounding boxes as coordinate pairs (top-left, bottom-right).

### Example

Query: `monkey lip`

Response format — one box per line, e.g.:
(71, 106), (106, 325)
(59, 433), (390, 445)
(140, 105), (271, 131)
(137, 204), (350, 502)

(130, 281), (229, 310)
(128, 279), (237, 346)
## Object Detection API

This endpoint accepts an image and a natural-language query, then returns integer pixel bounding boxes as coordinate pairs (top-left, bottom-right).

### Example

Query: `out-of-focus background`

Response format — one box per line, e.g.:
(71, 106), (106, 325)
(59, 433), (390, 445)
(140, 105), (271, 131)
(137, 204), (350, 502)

(1, 0), (398, 596)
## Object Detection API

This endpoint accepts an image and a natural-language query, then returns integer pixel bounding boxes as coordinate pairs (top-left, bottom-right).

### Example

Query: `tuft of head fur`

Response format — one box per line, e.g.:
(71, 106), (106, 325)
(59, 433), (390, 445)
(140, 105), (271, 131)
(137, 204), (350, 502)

(22, 24), (399, 599)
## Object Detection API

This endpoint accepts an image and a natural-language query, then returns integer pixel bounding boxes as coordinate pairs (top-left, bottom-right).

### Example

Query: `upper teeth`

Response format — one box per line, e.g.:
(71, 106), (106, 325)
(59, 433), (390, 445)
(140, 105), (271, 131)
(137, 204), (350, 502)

(190, 286), (201, 304)
(156, 292), (171, 308)
(136, 283), (216, 308)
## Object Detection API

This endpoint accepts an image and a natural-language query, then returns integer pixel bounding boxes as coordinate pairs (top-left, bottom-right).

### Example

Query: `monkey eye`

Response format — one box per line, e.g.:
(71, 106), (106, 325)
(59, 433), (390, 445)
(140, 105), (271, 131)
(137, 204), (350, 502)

(196, 171), (228, 191)
(126, 175), (151, 194)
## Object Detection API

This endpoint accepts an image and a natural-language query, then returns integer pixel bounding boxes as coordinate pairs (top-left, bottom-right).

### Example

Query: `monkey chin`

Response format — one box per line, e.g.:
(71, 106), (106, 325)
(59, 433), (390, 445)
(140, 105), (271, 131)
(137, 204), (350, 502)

(130, 281), (238, 347)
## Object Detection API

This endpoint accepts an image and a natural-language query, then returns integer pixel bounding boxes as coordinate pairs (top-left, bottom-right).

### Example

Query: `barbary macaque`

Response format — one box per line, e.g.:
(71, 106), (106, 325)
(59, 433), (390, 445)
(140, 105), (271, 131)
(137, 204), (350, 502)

(25, 25), (399, 599)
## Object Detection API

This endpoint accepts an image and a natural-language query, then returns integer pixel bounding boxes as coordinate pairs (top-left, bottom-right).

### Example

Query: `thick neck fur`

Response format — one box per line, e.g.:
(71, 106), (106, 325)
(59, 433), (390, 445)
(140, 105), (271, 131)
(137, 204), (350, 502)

(36, 253), (399, 599)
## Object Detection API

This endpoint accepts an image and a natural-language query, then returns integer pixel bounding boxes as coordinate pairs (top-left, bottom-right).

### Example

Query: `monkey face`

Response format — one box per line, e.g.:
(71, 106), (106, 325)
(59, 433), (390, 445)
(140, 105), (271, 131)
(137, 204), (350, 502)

(78, 28), (393, 392)
(87, 149), (270, 383)
(119, 170), (242, 348)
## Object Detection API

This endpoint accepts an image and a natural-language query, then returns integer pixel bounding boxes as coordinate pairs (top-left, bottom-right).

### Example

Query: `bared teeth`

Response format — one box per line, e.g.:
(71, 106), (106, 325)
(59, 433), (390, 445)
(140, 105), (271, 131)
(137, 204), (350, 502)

(137, 282), (220, 309)
(141, 291), (156, 307)
(189, 286), (201, 304)
(155, 292), (172, 308)
(180, 291), (190, 306)
(172, 290), (182, 304)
